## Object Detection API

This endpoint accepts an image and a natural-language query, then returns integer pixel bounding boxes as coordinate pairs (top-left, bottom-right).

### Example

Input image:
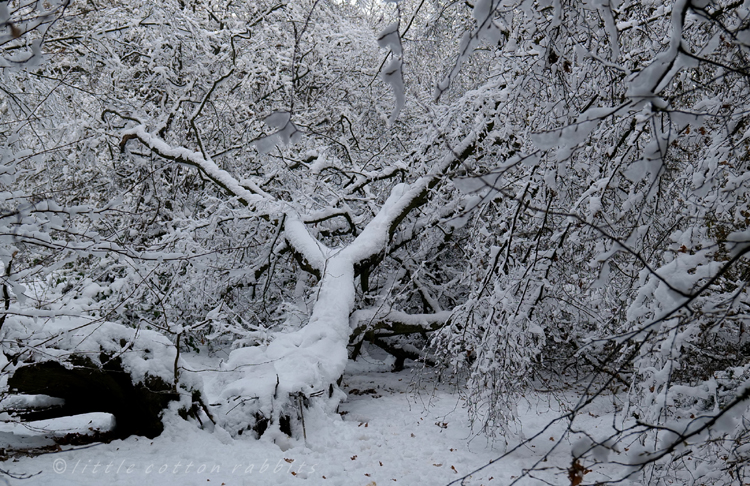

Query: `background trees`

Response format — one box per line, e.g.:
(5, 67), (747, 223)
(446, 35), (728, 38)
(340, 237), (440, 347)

(1, 0), (749, 484)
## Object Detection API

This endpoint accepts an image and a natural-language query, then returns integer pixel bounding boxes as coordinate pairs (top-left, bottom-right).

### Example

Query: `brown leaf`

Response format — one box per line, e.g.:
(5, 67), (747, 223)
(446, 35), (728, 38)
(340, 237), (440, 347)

(568, 459), (590, 486)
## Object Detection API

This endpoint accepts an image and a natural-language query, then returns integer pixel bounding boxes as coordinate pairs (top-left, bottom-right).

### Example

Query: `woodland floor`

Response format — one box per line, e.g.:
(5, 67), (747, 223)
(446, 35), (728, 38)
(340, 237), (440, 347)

(1, 347), (627, 486)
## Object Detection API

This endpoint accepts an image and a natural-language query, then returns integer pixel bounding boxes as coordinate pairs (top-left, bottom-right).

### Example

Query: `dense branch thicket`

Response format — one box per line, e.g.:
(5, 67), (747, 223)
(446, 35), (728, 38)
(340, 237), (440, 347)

(1, 0), (749, 484)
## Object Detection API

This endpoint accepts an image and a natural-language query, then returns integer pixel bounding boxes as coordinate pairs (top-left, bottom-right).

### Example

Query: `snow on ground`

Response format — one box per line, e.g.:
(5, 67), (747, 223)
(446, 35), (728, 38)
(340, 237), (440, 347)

(1, 349), (626, 486)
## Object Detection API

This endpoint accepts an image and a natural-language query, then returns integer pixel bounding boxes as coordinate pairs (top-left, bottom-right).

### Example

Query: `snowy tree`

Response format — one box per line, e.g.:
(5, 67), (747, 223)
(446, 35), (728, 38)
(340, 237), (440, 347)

(1, 0), (749, 484)
(423, 0), (750, 483)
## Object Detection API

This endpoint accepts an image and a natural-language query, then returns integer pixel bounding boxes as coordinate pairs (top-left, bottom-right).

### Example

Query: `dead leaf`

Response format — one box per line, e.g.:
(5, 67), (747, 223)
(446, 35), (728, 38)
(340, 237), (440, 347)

(568, 459), (591, 486)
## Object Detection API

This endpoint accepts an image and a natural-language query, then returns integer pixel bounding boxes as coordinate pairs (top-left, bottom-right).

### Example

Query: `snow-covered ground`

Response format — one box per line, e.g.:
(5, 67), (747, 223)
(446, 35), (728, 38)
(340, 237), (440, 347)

(2, 351), (626, 486)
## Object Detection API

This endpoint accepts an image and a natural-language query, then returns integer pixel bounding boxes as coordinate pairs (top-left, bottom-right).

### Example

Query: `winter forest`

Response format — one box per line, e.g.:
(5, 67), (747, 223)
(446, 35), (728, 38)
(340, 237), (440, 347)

(1, 0), (750, 484)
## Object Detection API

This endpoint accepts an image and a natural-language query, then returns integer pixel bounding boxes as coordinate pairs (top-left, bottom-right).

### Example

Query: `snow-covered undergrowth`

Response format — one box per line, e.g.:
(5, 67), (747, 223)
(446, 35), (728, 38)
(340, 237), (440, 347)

(0, 316), (185, 387)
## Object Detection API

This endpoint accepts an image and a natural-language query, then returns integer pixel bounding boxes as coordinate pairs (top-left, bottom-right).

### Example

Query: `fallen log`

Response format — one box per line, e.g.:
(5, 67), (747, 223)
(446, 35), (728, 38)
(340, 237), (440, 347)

(8, 355), (179, 439)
